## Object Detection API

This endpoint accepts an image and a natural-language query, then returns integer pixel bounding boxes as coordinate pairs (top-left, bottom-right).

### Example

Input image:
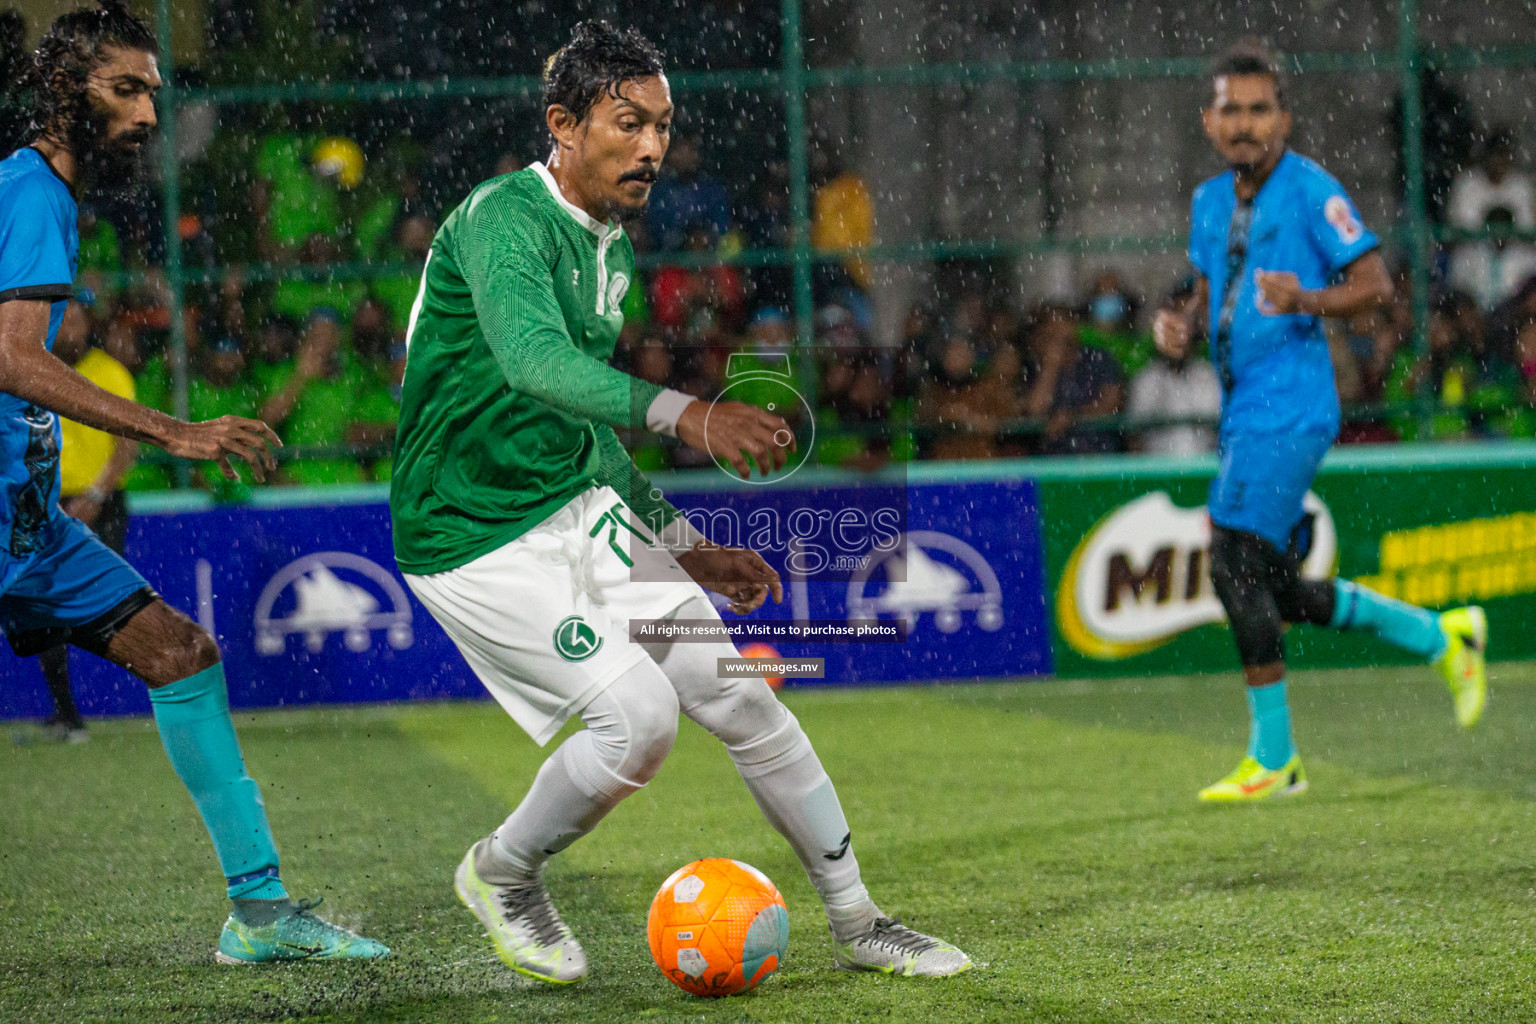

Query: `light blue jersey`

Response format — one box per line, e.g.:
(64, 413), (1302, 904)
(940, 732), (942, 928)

(0, 147), (148, 652)
(0, 147), (77, 556)
(1189, 149), (1379, 547)
(1188, 149), (1378, 438)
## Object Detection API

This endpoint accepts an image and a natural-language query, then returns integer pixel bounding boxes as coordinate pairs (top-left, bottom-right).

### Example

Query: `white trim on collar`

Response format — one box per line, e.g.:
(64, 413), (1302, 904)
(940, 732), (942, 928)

(530, 160), (613, 237)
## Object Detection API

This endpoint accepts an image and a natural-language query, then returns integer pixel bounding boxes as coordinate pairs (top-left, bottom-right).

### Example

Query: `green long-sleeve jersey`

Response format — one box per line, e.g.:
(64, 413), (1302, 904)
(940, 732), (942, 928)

(390, 162), (679, 574)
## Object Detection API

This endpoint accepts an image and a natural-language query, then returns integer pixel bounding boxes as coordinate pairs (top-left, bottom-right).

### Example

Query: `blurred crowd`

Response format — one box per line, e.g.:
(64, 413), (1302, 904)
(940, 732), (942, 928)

(9, 9), (1535, 491)
(48, 119), (1536, 491)
(52, 118), (901, 489)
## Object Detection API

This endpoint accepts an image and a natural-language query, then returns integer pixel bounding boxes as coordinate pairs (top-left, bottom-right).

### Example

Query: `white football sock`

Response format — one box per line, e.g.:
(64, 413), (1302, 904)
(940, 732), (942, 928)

(478, 659), (679, 885)
(647, 601), (877, 937)
(723, 704), (879, 940)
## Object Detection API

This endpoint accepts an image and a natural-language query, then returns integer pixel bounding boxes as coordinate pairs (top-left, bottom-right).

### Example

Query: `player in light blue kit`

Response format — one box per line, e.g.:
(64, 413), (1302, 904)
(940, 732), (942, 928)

(1155, 40), (1487, 802)
(0, 1), (387, 960)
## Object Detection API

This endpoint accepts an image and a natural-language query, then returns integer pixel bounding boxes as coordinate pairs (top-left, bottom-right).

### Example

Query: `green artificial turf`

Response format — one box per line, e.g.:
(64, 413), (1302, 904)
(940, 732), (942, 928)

(2, 661), (1533, 1023)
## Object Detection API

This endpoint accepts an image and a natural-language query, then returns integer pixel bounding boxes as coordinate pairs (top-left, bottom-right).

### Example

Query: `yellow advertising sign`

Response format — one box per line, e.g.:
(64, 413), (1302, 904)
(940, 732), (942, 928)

(1356, 511), (1536, 606)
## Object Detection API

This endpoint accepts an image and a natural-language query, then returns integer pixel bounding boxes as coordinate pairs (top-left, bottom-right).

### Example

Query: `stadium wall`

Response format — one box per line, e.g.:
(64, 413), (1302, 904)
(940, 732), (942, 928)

(3, 442), (1535, 718)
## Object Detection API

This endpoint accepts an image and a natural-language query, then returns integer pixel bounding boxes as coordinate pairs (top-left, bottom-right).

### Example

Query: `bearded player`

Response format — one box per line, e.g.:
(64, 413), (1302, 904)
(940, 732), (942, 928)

(0, 2), (387, 960)
(1154, 39), (1487, 803)
(392, 21), (970, 983)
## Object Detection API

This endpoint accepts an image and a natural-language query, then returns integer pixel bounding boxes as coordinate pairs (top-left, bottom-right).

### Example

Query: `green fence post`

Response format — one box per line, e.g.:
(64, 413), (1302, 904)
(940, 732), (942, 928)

(1398, 0), (1432, 441)
(780, 0), (817, 408)
(155, 0), (189, 487)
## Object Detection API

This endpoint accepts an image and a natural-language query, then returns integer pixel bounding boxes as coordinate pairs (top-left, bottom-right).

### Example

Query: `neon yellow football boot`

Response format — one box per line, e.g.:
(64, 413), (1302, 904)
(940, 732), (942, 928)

(1435, 606), (1487, 729)
(1198, 754), (1307, 803)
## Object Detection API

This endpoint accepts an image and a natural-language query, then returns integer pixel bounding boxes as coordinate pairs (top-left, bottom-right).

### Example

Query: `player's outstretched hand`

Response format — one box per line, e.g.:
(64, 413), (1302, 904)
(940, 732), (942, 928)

(676, 399), (795, 479)
(162, 415), (282, 482)
(676, 543), (783, 615)
(1152, 308), (1193, 359)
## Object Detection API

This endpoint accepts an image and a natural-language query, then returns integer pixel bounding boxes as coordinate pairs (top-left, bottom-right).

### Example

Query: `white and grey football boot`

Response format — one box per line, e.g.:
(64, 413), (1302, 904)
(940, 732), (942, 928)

(454, 845), (588, 984)
(831, 916), (973, 977)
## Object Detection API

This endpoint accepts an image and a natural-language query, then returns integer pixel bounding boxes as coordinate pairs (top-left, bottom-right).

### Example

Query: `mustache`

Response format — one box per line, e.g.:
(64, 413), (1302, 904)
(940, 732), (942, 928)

(114, 128), (153, 148)
(619, 167), (657, 184)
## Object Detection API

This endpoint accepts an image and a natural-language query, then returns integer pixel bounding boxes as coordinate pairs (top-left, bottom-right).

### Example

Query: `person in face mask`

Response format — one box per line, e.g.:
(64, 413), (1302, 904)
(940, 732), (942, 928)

(1090, 287), (1128, 329)
(1078, 270), (1152, 377)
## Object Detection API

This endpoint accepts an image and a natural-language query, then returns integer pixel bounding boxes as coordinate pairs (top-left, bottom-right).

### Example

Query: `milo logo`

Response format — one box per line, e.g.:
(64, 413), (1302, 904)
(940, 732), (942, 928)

(1056, 490), (1336, 659)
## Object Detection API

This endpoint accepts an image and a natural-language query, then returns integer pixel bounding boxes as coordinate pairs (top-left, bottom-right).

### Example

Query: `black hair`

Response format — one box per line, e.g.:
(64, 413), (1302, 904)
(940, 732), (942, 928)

(541, 20), (665, 134)
(23, 0), (156, 146)
(1210, 37), (1287, 110)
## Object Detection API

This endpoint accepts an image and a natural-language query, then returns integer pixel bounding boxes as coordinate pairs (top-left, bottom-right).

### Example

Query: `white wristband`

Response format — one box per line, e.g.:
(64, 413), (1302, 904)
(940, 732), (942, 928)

(645, 389), (696, 437)
(656, 513), (706, 552)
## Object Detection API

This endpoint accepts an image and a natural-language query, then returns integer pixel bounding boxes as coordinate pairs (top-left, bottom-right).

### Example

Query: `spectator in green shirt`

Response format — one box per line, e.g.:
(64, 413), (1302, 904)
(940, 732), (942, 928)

(258, 313), (369, 486)
(370, 213), (435, 334)
(104, 313), (173, 491)
(190, 337), (259, 421)
(353, 148), (426, 263)
(269, 234), (368, 329)
(817, 349), (913, 469)
(76, 205), (122, 304)
(1383, 294), (1481, 440)
(189, 336), (261, 499)
(252, 132), (345, 262)
(1077, 270), (1152, 377)
(724, 306), (799, 415)
(1506, 319), (1536, 438)
(255, 134), (367, 350)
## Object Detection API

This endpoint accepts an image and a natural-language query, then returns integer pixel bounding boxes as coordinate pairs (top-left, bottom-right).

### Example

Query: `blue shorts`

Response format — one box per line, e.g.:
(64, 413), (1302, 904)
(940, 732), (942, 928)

(1208, 430), (1334, 550)
(0, 512), (153, 657)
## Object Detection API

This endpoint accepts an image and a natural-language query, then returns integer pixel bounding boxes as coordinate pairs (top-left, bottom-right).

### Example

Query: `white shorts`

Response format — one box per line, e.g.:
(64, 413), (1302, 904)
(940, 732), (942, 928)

(404, 486), (705, 745)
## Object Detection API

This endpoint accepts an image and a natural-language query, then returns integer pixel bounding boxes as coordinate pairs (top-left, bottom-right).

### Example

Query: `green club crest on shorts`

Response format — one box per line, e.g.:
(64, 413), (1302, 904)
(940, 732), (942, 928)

(554, 615), (603, 662)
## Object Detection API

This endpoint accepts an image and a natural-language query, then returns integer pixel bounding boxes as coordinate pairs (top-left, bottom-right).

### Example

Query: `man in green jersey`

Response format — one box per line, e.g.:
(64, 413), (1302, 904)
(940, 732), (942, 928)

(392, 21), (971, 985)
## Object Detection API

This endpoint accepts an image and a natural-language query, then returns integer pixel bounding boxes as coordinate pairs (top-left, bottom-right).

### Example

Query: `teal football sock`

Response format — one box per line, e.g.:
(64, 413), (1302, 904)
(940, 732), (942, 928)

(148, 663), (288, 902)
(1246, 679), (1294, 770)
(1330, 579), (1446, 659)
